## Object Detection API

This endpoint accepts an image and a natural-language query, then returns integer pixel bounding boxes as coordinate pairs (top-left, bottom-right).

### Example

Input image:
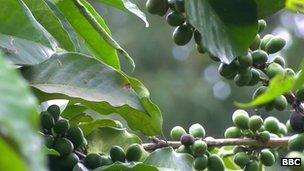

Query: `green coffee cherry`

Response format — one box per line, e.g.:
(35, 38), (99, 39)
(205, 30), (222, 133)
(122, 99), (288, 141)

(288, 133), (304, 151)
(207, 154), (225, 171)
(278, 123), (287, 135)
(264, 117), (280, 134)
(233, 152), (250, 168)
(146, 0), (169, 16)
(250, 34), (261, 50)
(180, 134), (195, 146)
(286, 120), (293, 133)
(174, 0), (185, 12)
(53, 119), (70, 135)
(249, 115), (263, 132)
(170, 126), (187, 140)
(234, 69), (253, 87)
(285, 68), (296, 77)
(258, 125), (266, 132)
(265, 37), (286, 54)
(224, 127), (242, 138)
(41, 111), (55, 130)
(176, 145), (193, 155)
(247, 69), (260, 86)
(126, 144), (142, 162)
(233, 146), (246, 154)
(110, 146), (126, 162)
(266, 62), (284, 78)
(218, 63), (238, 80)
(251, 50), (268, 65)
(60, 153), (79, 170)
(273, 56), (286, 67)
(274, 95), (288, 111)
(191, 140), (207, 157)
(193, 155), (208, 171)
(259, 131), (270, 142)
(45, 135), (54, 148)
(173, 24), (193, 46)
(66, 127), (86, 149)
(252, 86), (267, 99)
(238, 53), (253, 67)
(47, 105), (60, 121)
(296, 88), (304, 101)
(286, 151), (304, 171)
(258, 20), (267, 33)
(232, 109), (249, 129)
(54, 138), (74, 156)
(260, 149), (275, 166)
(84, 153), (103, 169)
(189, 123), (205, 138)
(244, 161), (259, 171)
(260, 34), (274, 50)
(166, 11), (185, 26)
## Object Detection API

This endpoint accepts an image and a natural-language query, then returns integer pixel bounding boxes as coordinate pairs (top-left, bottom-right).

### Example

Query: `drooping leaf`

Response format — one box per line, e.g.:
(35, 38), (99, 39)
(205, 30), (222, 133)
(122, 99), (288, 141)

(54, 0), (120, 69)
(94, 162), (158, 171)
(0, 0), (57, 65)
(185, 0), (258, 63)
(235, 75), (295, 108)
(286, 0), (304, 13)
(86, 127), (141, 154)
(94, 0), (149, 27)
(255, 0), (285, 18)
(22, 52), (163, 136)
(294, 65), (304, 89)
(144, 147), (194, 171)
(0, 54), (46, 171)
(22, 0), (75, 51)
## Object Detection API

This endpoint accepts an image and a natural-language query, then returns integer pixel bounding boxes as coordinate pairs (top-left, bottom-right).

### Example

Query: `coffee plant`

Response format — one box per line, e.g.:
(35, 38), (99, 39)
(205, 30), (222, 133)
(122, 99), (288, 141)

(1, 0), (304, 171)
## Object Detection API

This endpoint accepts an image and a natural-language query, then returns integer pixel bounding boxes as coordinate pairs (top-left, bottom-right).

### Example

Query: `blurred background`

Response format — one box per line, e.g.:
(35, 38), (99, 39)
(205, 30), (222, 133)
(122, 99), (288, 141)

(89, 1), (304, 139)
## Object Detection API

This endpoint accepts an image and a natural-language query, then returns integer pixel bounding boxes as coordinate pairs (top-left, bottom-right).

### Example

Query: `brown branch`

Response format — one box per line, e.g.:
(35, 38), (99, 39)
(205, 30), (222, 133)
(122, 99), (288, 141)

(142, 137), (290, 152)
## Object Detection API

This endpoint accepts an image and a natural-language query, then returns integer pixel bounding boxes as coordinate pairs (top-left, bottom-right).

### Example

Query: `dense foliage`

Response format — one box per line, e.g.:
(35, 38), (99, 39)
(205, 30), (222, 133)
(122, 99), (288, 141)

(1, 0), (304, 171)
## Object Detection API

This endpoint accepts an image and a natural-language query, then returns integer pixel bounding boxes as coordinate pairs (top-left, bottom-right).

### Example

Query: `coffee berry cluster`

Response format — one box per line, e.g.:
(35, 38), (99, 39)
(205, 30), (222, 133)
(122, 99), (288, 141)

(170, 123), (225, 171)
(40, 105), (144, 171)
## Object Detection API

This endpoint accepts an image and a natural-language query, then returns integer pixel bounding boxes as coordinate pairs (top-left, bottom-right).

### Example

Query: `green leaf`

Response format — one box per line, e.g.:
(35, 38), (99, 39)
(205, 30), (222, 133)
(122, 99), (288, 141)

(0, 137), (28, 171)
(55, 0), (120, 69)
(0, 34), (54, 65)
(0, 54), (46, 170)
(255, 0), (285, 18)
(294, 63), (304, 89)
(22, 0), (75, 51)
(94, 0), (149, 27)
(79, 119), (118, 135)
(22, 52), (163, 136)
(235, 75), (295, 108)
(87, 127), (141, 154)
(286, 0), (304, 13)
(144, 147), (194, 171)
(185, 0), (258, 63)
(0, 0), (57, 65)
(94, 163), (158, 171)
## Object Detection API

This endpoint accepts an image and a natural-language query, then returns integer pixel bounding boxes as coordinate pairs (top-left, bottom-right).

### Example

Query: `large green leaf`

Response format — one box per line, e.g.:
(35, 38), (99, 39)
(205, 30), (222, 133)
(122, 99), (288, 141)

(55, 0), (120, 69)
(0, 0), (57, 65)
(0, 54), (46, 170)
(94, 0), (149, 27)
(236, 75), (295, 108)
(22, 52), (163, 136)
(87, 127), (141, 154)
(286, 0), (304, 13)
(79, 119), (118, 135)
(22, 0), (75, 51)
(255, 0), (285, 18)
(185, 0), (258, 63)
(144, 147), (194, 171)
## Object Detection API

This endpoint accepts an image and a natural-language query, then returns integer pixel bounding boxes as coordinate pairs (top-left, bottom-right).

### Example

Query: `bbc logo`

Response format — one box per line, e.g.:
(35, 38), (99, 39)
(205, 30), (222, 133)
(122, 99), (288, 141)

(281, 158), (302, 166)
